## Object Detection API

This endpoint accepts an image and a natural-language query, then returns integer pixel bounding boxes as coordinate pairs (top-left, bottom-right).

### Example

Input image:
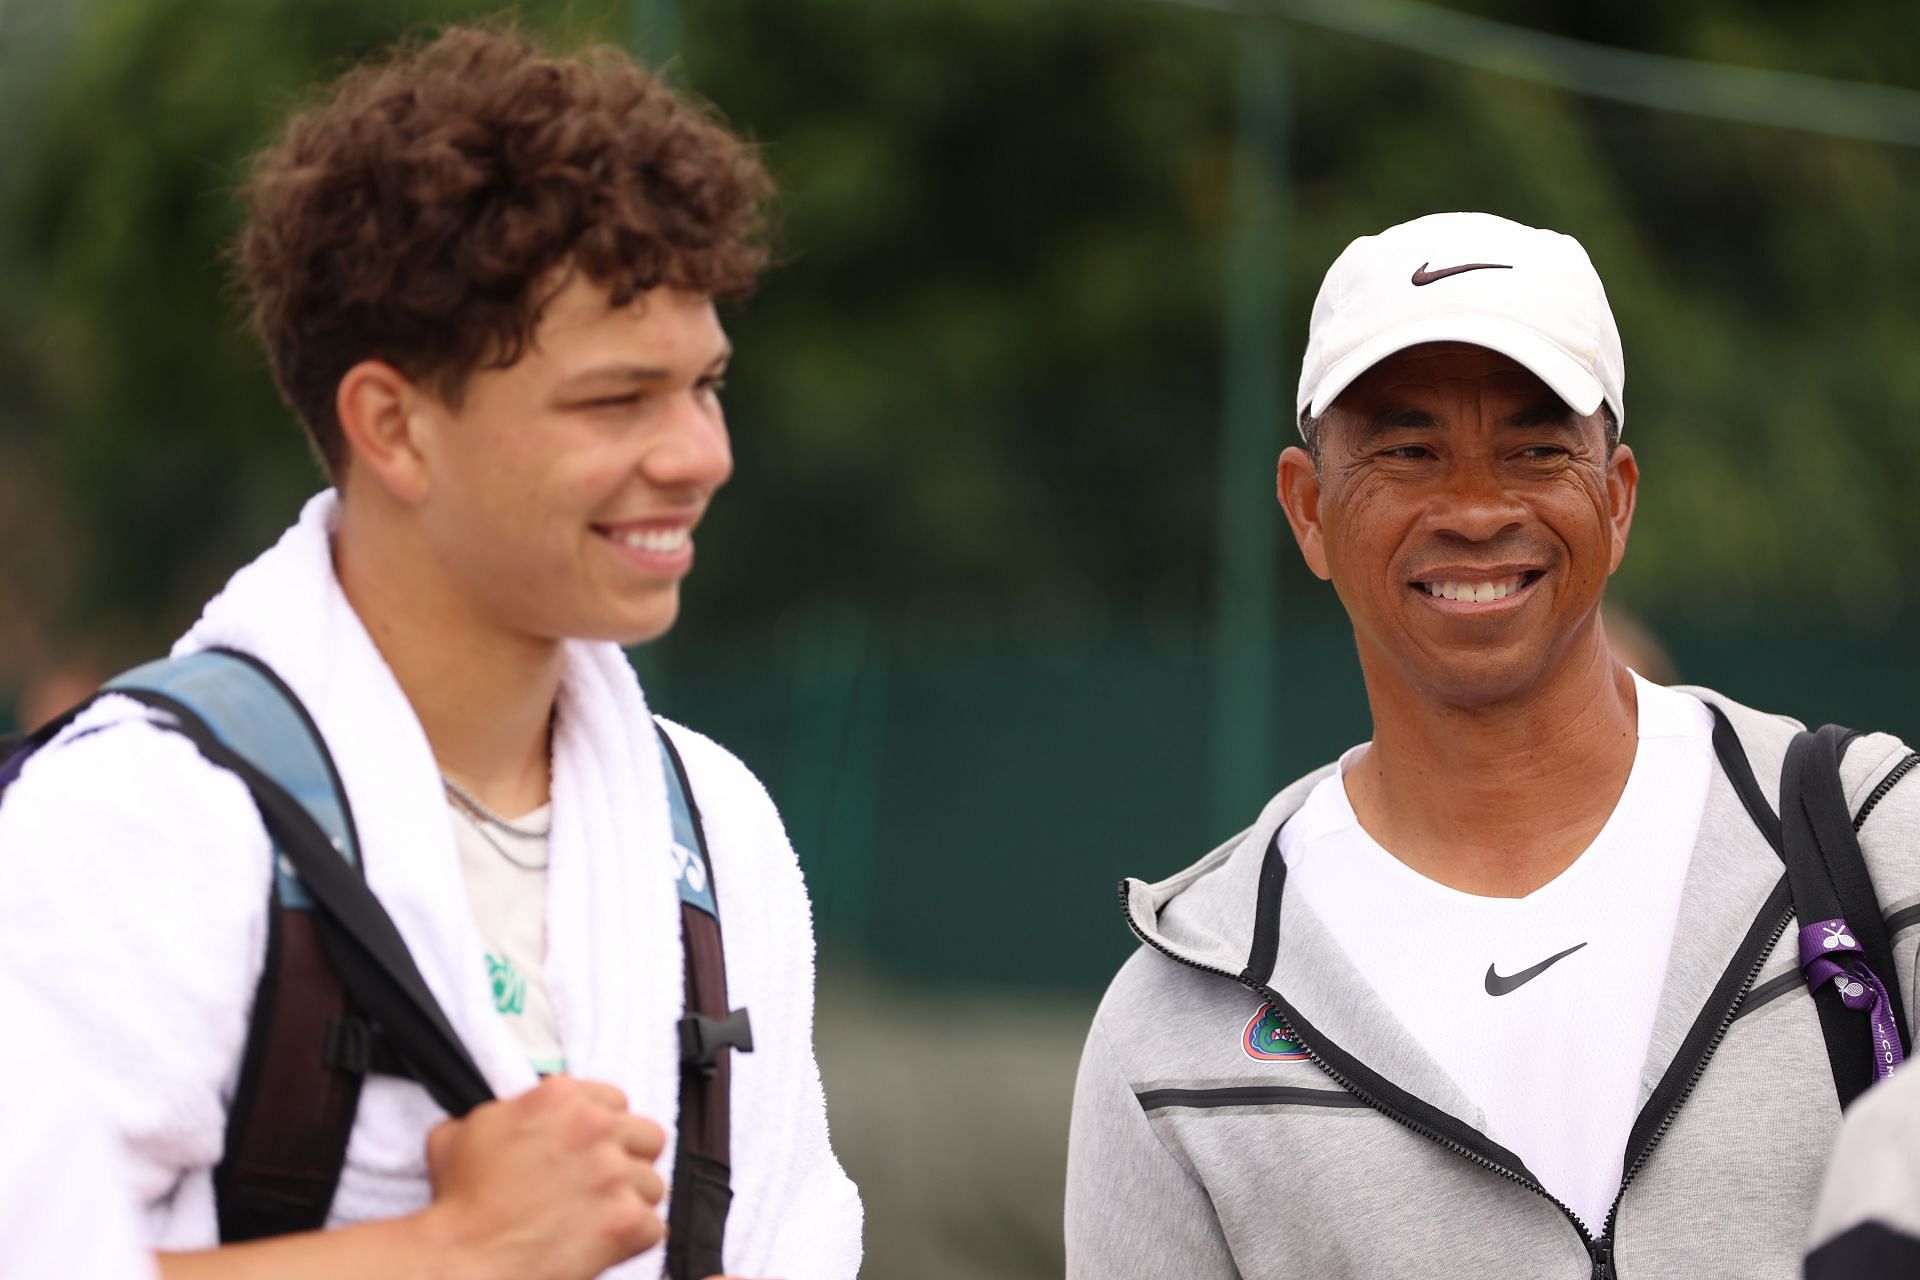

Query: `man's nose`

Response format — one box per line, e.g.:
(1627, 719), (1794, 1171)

(645, 392), (734, 493)
(1422, 458), (1527, 542)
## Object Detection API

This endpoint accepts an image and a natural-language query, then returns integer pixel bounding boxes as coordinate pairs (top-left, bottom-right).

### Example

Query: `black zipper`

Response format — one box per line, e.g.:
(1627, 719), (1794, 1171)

(1853, 752), (1920, 832)
(1596, 899), (1795, 1246)
(1117, 883), (1602, 1260)
(1120, 880), (1788, 1279)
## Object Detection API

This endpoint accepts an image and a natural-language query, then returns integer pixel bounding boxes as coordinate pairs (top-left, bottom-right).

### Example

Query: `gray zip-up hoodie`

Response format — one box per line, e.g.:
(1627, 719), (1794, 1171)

(1805, 1051), (1920, 1276)
(1066, 687), (1920, 1279)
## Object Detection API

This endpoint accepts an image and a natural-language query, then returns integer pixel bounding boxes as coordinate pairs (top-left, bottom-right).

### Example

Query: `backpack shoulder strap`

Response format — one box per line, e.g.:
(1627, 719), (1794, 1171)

(105, 649), (362, 897)
(101, 650), (494, 1237)
(656, 720), (753, 1280)
(1781, 725), (1909, 1108)
(74, 650), (364, 1238)
(0, 694), (102, 792)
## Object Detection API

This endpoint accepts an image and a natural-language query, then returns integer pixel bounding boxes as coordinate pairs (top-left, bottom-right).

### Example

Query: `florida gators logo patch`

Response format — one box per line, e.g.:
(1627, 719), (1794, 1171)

(1243, 1003), (1309, 1062)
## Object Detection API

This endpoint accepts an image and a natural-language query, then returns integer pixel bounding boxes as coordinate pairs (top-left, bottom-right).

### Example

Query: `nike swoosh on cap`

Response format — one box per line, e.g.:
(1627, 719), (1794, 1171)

(1411, 261), (1513, 286)
(1484, 941), (1588, 996)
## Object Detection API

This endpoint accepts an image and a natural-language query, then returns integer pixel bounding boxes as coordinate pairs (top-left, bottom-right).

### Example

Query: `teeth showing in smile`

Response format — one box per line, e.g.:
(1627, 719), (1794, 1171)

(614, 527), (689, 553)
(1420, 575), (1525, 603)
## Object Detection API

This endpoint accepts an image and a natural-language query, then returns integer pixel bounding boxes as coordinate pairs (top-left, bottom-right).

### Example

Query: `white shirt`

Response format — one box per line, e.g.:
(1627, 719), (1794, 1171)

(449, 800), (567, 1075)
(1280, 674), (1715, 1231)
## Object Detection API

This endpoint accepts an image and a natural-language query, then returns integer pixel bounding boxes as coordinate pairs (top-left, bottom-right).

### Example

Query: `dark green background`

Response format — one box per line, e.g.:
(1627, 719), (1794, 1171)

(659, 613), (1920, 991)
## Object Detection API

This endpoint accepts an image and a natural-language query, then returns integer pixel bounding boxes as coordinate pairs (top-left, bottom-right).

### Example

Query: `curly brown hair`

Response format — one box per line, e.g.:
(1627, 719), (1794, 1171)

(237, 24), (772, 479)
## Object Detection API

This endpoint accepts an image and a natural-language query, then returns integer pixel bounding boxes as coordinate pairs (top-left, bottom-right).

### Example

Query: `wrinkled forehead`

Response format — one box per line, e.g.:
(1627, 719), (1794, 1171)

(1334, 342), (1561, 409)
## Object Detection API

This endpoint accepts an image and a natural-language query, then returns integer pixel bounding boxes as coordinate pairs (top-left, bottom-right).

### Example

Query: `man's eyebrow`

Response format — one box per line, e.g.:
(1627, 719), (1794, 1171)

(554, 349), (732, 392)
(1356, 407), (1441, 438)
(556, 363), (671, 390)
(1501, 399), (1578, 430)
(1336, 416), (1443, 450)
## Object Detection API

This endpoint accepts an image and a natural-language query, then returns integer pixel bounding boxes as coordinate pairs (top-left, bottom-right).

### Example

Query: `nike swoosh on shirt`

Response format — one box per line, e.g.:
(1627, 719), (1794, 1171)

(1411, 261), (1513, 286)
(1484, 942), (1588, 996)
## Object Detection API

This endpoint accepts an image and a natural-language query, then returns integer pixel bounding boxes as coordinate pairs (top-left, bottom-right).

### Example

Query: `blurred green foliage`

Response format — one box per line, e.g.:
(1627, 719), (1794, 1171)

(0, 0), (624, 658)
(5, 0), (1920, 668)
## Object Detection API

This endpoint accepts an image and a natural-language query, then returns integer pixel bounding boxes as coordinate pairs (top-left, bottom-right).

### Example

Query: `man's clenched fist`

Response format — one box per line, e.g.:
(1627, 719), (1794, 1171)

(424, 1076), (668, 1280)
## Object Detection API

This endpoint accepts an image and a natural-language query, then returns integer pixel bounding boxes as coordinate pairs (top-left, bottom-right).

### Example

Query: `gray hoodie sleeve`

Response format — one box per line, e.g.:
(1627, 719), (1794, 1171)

(1066, 1013), (1241, 1279)
(1805, 1061), (1920, 1278)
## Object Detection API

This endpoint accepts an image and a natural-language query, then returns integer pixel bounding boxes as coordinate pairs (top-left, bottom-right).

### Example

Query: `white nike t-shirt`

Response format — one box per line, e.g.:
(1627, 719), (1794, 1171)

(1280, 674), (1714, 1231)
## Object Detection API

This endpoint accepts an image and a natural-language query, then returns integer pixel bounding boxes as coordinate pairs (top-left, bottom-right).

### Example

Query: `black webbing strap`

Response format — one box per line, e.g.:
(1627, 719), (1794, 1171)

(658, 725), (746, 1280)
(138, 690), (494, 1118)
(10, 664), (746, 1253)
(1712, 705), (1910, 1110)
(92, 678), (493, 1238)
(1781, 726), (1909, 1109)
(0, 703), (89, 791)
(0, 674), (431, 1239)
(215, 899), (367, 1240)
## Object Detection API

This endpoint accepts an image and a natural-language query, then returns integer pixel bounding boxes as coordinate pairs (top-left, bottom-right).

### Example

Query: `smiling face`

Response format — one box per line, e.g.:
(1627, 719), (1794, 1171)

(397, 276), (734, 647)
(1278, 342), (1637, 709)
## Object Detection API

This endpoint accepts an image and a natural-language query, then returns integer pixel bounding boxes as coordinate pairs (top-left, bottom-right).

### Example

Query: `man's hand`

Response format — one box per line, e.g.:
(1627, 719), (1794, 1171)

(424, 1076), (668, 1280)
(156, 1077), (667, 1280)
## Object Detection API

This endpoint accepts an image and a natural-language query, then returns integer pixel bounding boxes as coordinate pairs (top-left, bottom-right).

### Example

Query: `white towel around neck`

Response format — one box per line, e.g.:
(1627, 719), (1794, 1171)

(174, 490), (685, 1273)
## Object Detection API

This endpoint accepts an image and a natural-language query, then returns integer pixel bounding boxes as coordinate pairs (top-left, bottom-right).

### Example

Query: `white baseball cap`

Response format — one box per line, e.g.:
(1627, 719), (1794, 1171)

(1296, 211), (1625, 434)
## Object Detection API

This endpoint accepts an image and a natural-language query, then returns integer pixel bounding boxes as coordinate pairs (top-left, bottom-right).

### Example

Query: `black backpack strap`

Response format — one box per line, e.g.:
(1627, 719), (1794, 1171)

(216, 890), (368, 1239)
(201, 731), (494, 1114)
(0, 700), (95, 791)
(0, 658), (376, 1238)
(1781, 726), (1908, 1107)
(1813, 725), (1904, 1006)
(87, 651), (493, 1238)
(657, 721), (752, 1280)
(1710, 707), (1911, 1109)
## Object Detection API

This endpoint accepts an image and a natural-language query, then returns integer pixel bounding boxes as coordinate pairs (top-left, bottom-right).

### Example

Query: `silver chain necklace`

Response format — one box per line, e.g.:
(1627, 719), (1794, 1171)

(443, 776), (551, 871)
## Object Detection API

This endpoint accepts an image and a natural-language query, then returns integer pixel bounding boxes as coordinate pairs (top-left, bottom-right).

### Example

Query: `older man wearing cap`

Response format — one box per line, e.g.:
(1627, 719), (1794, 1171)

(1063, 212), (1920, 1279)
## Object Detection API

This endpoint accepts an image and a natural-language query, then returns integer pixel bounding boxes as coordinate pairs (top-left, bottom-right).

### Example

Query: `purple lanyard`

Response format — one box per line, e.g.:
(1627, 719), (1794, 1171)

(1799, 918), (1906, 1081)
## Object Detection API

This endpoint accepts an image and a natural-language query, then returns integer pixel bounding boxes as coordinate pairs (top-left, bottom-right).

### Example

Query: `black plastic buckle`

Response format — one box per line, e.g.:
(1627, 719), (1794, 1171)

(679, 1007), (755, 1074)
(323, 1015), (375, 1074)
(323, 1014), (411, 1080)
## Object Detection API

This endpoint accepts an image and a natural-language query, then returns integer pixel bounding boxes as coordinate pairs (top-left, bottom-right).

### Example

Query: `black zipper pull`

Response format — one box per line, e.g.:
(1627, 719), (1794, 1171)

(1589, 1240), (1615, 1280)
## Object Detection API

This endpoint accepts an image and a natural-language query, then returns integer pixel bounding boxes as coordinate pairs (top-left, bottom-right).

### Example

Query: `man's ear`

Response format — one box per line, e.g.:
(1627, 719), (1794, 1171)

(335, 360), (432, 505)
(1278, 445), (1331, 581)
(1605, 443), (1638, 574)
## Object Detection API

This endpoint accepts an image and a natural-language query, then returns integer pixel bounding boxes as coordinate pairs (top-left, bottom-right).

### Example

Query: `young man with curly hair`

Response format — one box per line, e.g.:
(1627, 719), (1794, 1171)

(0, 25), (860, 1280)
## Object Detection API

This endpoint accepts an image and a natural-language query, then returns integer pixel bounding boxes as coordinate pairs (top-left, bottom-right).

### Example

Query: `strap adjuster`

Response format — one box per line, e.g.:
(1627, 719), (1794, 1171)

(323, 1014), (411, 1079)
(324, 1015), (375, 1074)
(679, 1007), (754, 1074)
